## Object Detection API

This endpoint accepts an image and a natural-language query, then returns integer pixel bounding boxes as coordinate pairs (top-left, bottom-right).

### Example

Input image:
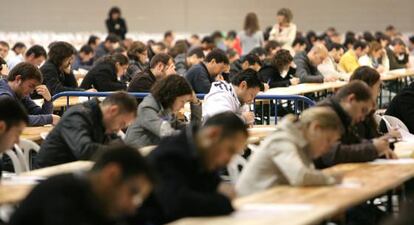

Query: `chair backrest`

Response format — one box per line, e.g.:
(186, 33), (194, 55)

(3, 150), (24, 174)
(382, 115), (409, 132)
(15, 139), (40, 171)
(227, 154), (247, 183)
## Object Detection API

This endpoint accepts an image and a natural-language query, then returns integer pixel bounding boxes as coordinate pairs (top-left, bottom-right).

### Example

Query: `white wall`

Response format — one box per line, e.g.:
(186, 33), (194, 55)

(1, 0), (413, 34)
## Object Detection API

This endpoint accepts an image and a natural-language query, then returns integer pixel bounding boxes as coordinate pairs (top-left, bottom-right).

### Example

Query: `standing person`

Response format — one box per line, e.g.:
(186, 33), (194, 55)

(269, 8), (297, 51)
(239, 12), (264, 56)
(106, 6), (128, 40)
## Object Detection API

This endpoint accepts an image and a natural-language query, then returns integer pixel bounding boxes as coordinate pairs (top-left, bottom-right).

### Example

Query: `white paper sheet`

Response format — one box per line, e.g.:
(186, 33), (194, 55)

(232, 203), (314, 218)
(369, 158), (414, 165)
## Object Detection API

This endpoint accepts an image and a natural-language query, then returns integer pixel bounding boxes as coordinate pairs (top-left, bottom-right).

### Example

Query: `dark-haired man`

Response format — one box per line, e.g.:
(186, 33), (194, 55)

(72, 45), (95, 71)
(10, 144), (153, 225)
(35, 92), (138, 168)
(8, 45), (47, 70)
(185, 49), (230, 93)
(95, 34), (121, 60)
(229, 53), (262, 79)
(134, 112), (248, 225)
(0, 62), (59, 126)
(203, 69), (264, 125)
(339, 41), (368, 73)
(127, 53), (176, 92)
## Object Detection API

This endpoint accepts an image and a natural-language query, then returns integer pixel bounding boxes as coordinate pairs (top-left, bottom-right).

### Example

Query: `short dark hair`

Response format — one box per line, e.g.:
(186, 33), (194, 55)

(409, 36), (414, 44)
(205, 49), (229, 65)
(203, 112), (248, 138)
(231, 68), (264, 91)
(385, 25), (395, 31)
(353, 41), (368, 50)
(242, 53), (261, 66)
(334, 80), (372, 102)
(271, 49), (292, 72)
(0, 41), (9, 49)
(48, 41), (76, 67)
(96, 53), (129, 66)
(363, 31), (375, 42)
(108, 6), (121, 18)
(391, 38), (405, 47)
(151, 75), (193, 109)
(187, 47), (204, 58)
(149, 53), (172, 69)
(87, 35), (100, 46)
(327, 43), (344, 52)
(226, 48), (238, 59)
(350, 66), (381, 87)
(102, 92), (138, 116)
(164, 30), (173, 39)
(91, 143), (154, 183)
(25, 45), (47, 58)
(249, 47), (266, 57)
(264, 40), (281, 56)
(105, 34), (121, 43)
(292, 37), (306, 47)
(0, 97), (28, 130)
(12, 42), (26, 52)
(79, 45), (94, 54)
(127, 41), (147, 61)
(8, 62), (43, 83)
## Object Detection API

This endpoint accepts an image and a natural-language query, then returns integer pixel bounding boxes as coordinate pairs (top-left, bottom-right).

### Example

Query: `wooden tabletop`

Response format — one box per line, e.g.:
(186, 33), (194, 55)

(169, 161), (414, 225)
(53, 96), (80, 108)
(0, 161), (93, 205)
(21, 161), (93, 177)
(21, 126), (54, 142)
(247, 125), (276, 144)
(380, 69), (414, 81)
(262, 81), (347, 96)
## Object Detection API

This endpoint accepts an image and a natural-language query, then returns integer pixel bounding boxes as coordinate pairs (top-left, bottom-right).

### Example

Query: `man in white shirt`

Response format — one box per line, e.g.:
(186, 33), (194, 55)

(8, 45), (47, 70)
(202, 69), (264, 125)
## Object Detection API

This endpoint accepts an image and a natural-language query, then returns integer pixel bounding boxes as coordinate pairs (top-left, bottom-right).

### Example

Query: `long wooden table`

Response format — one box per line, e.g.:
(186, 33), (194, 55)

(21, 126), (54, 142)
(169, 161), (414, 225)
(0, 161), (93, 205)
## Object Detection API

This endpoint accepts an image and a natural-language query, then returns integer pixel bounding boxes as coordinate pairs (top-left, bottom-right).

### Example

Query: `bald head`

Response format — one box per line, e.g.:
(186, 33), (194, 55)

(307, 44), (328, 66)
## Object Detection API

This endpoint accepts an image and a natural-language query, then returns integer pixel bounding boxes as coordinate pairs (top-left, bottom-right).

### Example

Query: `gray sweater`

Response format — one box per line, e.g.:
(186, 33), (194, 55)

(125, 94), (202, 149)
(236, 116), (336, 197)
(293, 51), (324, 83)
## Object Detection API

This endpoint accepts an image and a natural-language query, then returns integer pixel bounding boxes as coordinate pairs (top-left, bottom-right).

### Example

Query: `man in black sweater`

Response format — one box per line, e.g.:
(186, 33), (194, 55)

(34, 92), (137, 168)
(127, 53), (175, 92)
(10, 144), (154, 225)
(133, 112), (248, 225)
(185, 49), (229, 93)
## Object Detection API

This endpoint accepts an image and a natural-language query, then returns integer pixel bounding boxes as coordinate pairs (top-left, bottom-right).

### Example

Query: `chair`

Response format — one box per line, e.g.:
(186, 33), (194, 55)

(227, 155), (247, 183)
(14, 139), (40, 171)
(3, 150), (25, 174)
(382, 115), (409, 132)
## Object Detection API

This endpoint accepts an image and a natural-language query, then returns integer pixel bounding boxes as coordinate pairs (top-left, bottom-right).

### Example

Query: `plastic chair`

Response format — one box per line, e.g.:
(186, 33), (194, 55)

(382, 115), (409, 132)
(14, 139), (40, 171)
(3, 150), (24, 174)
(227, 155), (247, 183)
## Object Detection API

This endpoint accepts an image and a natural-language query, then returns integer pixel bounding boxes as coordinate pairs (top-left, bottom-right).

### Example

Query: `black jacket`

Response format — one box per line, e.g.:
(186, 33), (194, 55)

(105, 18), (127, 40)
(135, 125), (233, 224)
(9, 174), (121, 225)
(35, 99), (117, 168)
(258, 65), (296, 88)
(80, 62), (126, 91)
(314, 98), (378, 168)
(127, 69), (156, 92)
(382, 83), (414, 134)
(40, 61), (83, 96)
(185, 63), (215, 94)
(122, 59), (147, 82)
(385, 47), (409, 70)
(293, 51), (324, 83)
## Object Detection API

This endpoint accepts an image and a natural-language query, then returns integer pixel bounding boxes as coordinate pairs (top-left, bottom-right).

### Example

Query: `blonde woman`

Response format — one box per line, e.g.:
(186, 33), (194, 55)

(269, 8), (297, 51)
(236, 107), (343, 197)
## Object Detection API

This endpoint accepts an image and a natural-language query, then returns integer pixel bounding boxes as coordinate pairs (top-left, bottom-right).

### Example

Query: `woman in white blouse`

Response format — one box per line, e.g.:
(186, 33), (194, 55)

(269, 8), (297, 51)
